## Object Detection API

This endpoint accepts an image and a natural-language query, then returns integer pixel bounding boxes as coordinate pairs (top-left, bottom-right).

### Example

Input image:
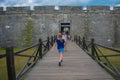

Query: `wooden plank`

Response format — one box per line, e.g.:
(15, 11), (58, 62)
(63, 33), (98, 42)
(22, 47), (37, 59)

(23, 41), (114, 80)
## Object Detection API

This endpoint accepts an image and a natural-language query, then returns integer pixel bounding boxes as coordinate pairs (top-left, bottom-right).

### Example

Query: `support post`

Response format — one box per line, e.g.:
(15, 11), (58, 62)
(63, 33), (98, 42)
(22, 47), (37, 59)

(53, 35), (56, 43)
(51, 36), (53, 46)
(39, 39), (42, 59)
(82, 37), (86, 50)
(76, 35), (77, 44)
(91, 38), (95, 59)
(78, 36), (81, 46)
(6, 41), (16, 80)
(47, 37), (50, 50)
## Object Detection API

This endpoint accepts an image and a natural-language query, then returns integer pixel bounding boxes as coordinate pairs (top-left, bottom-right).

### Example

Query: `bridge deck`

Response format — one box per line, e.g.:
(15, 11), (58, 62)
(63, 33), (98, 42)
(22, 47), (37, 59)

(23, 41), (114, 80)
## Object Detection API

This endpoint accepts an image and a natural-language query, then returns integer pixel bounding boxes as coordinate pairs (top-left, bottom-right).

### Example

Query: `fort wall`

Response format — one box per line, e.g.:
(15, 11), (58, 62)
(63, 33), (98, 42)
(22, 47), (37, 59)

(0, 6), (120, 47)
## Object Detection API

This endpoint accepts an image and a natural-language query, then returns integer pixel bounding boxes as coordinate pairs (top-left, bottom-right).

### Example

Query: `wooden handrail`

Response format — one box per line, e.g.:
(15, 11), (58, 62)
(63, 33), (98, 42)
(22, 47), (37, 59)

(0, 35), (56, 80)
(74, 35), (120, 80)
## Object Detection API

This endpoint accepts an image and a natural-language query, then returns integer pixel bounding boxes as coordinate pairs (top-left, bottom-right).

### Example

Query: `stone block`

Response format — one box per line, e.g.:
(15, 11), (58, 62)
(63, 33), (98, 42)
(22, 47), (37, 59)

(71, 6), (83, 13)
(0, 7), (3, 11)
(0, 7), (4, 15)
(113, 6), (120, 13)
(87, 6), (110, 12)
(6, 6), (30, 13)
(60, 6), (72, 13)
(34, 6), (60, 14)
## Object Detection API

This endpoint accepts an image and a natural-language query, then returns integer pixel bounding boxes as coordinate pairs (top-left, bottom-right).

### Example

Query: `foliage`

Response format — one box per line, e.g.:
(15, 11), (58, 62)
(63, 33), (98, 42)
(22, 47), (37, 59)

(20, 18), (34, 47)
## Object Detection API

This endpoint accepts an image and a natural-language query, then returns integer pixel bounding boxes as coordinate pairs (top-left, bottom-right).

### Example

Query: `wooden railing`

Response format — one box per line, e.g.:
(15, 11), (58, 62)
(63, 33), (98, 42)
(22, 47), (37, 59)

(74, 35), (120, 80)
(0, 35), (57, 80)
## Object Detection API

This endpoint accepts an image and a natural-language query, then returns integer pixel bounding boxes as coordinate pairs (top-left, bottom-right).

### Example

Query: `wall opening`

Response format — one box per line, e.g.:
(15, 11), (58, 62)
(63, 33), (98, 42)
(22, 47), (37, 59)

(60, 23), (70, 33)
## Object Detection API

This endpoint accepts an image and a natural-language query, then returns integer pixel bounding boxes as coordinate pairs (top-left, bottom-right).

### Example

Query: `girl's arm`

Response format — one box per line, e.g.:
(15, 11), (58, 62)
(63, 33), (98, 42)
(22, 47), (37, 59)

(50, 42), (57, 52)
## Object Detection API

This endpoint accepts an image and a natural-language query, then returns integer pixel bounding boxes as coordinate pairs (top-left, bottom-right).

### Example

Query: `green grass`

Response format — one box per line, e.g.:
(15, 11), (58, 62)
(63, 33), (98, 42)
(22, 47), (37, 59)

(0, 48), (7, 79)
(93, 47), (120, 80)
(0, 48), (5, 54)
(96, 48), (120, 71)
(0, 48), (36, 80)
(0, 57), (8, 80)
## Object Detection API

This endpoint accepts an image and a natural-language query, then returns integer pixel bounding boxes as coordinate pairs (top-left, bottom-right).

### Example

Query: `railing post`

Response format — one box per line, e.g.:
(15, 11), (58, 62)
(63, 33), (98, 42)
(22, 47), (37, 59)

(51, 36), (54, 46)
(6, 41), (16, 80)
(82, 37), (85, 50)
(39, 39), (42, 59)
(76, 35), (78, 44)
(53, 35), (56, 43)
(91, 38), (95, 59)
(78, 36), (81, 46)
(47, 37), (50, 50)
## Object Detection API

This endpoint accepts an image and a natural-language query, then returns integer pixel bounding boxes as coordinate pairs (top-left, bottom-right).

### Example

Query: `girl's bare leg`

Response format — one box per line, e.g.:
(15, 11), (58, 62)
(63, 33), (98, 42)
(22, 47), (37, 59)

(59, 53), (63, 62)
(58, 53), (63, 66)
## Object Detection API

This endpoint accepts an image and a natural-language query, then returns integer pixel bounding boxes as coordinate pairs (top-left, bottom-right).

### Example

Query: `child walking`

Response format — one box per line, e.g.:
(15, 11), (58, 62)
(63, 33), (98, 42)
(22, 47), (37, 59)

(51, 33), (65, 66)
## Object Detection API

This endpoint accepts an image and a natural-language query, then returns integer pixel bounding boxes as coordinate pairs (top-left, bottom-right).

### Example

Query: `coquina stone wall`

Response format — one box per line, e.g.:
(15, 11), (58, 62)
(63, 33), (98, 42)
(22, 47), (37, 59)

(0, 6), (120, 47)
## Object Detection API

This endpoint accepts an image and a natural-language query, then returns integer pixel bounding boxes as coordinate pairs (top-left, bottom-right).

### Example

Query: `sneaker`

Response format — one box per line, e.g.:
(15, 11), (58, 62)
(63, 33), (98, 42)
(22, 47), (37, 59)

(58, 62), (61, 66)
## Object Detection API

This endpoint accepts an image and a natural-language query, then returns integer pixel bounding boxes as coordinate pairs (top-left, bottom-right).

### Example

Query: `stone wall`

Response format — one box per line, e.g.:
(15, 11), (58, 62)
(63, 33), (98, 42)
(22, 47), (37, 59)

(0, 6), (120, 47)
(113, 7), (120, 47)
(87, 6), (114, 46)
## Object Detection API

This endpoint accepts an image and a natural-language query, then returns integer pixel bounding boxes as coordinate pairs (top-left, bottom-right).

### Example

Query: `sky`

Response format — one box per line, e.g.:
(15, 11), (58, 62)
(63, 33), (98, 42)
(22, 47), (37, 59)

(0, 0), (120, 10)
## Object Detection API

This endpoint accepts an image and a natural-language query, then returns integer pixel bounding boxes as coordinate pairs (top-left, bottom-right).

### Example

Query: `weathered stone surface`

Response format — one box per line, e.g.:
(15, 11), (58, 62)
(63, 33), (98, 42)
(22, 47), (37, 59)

(113, 6), (120, 13)
(87, 6), (110, 11)
(0, 7), (3, 11)
(0, 6), (120, 47)
(6, 6), (30, 13)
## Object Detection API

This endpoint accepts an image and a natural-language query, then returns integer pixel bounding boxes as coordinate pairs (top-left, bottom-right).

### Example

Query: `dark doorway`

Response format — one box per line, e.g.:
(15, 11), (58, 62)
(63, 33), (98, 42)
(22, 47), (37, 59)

(60, 23), (70, 33)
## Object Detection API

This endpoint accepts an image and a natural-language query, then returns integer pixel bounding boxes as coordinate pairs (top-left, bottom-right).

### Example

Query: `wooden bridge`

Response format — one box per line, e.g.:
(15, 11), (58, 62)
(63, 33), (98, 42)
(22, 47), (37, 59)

(23, 41), (114, 80)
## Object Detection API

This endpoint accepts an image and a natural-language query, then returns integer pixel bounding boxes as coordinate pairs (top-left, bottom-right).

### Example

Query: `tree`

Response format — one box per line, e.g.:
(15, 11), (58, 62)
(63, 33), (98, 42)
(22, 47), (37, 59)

(20, 18), (34, 47)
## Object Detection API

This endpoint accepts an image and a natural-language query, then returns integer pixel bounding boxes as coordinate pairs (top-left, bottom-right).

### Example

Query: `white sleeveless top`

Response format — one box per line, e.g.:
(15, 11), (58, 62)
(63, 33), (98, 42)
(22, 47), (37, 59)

(62, 35), (67, 42)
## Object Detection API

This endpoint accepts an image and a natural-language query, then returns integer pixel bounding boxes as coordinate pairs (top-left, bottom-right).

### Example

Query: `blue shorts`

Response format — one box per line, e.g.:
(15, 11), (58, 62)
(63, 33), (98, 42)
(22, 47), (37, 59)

(58, 48), (64, 53)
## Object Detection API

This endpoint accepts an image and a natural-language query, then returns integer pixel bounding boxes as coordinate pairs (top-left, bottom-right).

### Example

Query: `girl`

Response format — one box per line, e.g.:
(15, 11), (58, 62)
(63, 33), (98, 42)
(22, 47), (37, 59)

(51, 33), (65, 66)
